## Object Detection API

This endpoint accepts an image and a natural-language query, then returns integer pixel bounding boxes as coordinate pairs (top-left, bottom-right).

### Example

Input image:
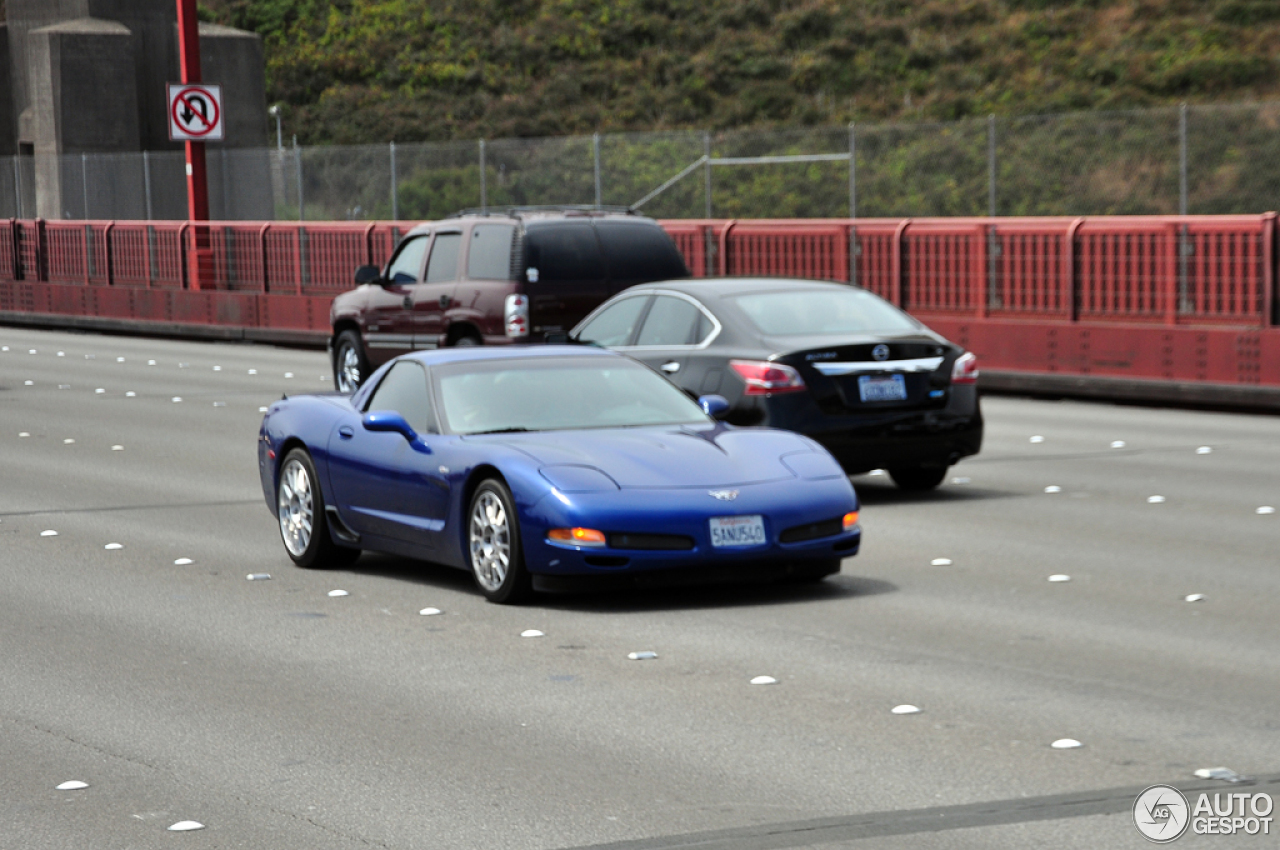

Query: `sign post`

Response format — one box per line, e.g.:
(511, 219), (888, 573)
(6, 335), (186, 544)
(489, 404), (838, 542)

(175, 0), (213, 289)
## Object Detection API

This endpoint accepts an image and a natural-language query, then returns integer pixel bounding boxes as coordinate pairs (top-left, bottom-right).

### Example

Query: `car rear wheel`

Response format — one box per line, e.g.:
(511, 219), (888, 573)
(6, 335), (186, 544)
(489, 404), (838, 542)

(334, 330), (369, 393)
(277, 448), (361, 569)
(888, 465), (949, 491)
(467, 478), (531, 604)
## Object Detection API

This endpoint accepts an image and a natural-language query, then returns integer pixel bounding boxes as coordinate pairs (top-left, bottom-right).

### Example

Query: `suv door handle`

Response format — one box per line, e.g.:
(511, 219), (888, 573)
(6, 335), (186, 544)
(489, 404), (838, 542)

(402, 295), (412, 309)
(660, 361), (681, 374)
(439, 294), (451, 308)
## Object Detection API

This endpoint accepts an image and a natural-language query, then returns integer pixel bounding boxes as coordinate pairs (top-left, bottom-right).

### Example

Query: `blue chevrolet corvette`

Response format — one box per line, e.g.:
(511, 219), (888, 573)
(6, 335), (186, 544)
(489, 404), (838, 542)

(258, 346), (861, 603)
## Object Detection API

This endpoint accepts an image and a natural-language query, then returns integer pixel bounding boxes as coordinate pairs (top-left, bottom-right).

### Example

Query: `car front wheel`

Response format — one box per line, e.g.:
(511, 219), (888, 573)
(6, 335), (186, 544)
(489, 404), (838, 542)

(277, 448), (361, 569)
(333, 330), (369, 393)
(467, 478), (531, 604)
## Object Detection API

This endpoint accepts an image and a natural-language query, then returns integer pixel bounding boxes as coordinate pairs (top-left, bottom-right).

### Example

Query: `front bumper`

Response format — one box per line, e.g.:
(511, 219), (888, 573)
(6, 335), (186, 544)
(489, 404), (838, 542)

(520, 477), (860, 577)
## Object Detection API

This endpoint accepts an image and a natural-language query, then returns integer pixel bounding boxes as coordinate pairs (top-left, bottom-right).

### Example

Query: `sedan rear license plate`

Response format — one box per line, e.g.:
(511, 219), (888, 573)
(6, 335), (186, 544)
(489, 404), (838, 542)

(709, 515), (766, 548)
(858, 374), (907, 402)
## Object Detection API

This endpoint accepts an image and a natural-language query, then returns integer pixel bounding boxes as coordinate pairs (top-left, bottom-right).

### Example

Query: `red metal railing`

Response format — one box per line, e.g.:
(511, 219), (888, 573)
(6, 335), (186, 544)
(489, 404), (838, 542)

(1, 215), (1276, 329)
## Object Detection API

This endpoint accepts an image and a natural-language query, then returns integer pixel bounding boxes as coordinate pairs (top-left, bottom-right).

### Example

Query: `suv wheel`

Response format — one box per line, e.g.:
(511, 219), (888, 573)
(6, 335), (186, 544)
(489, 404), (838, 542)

(888, 465), (949, 491)
(333, 330), (369, 393)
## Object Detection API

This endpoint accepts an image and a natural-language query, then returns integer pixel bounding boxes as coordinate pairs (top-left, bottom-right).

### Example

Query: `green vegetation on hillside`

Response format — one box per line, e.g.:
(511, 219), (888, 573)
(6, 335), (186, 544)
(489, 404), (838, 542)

(204, 0), (1280, 145)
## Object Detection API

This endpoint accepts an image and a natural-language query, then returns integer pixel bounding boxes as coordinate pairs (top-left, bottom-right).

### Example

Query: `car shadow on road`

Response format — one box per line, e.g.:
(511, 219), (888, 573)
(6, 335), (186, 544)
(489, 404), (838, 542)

(350, 552), (896, 612)
(852, 479), (1020, 506)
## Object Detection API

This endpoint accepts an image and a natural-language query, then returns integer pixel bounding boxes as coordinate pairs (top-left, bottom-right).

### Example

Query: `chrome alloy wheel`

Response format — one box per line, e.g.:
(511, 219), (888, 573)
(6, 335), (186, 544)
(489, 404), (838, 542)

(278, 457), (314, 557)
(337, 344), (362, 393)
(469, 491), (511, 592)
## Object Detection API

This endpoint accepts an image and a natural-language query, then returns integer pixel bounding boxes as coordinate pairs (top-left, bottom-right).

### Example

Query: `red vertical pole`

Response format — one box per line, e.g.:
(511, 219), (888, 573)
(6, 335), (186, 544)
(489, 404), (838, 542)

(177, 0), (212, 290)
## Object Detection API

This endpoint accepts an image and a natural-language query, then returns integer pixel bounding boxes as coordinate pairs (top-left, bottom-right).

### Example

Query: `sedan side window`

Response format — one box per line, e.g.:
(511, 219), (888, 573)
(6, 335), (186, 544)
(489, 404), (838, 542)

(386, 236), (429, 284)
(635, 295), (703, 347)
(425, 233), (462, 283)
(366, 361), (433, 433)
(575, 295), (650, 347)
(467, 224), (516, 280)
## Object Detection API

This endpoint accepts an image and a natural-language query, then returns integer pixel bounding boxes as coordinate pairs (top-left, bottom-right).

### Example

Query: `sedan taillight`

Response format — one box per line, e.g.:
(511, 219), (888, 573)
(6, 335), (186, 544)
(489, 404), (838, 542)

(730, 360), (806, 396)
(951, 351), (979, 384)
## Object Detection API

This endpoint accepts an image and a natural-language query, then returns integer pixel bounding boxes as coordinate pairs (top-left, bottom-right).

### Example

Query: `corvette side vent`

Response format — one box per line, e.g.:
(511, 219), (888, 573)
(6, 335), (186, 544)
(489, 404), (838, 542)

(779, 517), (843, 543)
(608, 532), (695, 551)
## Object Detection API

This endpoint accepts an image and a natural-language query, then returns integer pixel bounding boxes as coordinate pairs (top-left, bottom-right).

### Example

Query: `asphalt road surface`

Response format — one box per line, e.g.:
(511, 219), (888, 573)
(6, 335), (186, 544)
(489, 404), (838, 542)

(2, 327), (1278, 850)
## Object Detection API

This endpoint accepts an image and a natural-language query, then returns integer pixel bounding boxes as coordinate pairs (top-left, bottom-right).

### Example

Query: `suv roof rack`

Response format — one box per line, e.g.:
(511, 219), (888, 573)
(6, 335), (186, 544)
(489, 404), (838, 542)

(447, 204), (639, 219)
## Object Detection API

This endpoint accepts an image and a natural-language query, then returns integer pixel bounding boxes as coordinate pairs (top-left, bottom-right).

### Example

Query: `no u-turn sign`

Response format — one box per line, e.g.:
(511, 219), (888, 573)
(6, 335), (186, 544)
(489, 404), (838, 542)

(168, 83), (224, 141)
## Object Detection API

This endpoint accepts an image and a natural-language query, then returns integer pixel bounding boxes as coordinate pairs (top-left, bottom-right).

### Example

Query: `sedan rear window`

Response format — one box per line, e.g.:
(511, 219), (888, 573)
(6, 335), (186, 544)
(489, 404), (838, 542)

(733, 288), (919, 336)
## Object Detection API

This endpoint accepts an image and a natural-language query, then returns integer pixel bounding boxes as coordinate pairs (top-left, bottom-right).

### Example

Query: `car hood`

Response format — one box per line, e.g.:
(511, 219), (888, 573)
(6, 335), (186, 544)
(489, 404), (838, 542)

(466, 425), (809, 488)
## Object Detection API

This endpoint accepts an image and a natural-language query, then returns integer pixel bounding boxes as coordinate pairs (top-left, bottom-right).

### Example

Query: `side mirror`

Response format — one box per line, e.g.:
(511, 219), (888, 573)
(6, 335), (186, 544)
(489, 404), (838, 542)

(698, 394), (730, 419)
(363, 410), (417, 440)
(363, 410), (433, 453)
(354, 264), (382, 286)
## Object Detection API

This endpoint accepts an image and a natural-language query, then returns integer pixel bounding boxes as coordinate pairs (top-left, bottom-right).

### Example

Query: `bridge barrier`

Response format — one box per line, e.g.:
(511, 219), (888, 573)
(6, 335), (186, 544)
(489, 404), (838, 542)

(1, 216), (1277, 408)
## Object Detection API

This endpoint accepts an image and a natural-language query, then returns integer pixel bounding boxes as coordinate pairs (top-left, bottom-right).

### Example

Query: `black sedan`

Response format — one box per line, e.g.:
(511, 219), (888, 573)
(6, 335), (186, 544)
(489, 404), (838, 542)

(569, 278), (982, 490)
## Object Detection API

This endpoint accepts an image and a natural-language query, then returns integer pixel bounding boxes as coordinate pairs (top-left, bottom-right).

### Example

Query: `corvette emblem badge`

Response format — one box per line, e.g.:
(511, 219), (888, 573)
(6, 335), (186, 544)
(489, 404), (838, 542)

(709, 489), (739, 501)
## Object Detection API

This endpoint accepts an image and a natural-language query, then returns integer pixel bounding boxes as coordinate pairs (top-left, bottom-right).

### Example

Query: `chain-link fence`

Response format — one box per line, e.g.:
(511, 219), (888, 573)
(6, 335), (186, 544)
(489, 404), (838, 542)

(4, 102), (1280, 221)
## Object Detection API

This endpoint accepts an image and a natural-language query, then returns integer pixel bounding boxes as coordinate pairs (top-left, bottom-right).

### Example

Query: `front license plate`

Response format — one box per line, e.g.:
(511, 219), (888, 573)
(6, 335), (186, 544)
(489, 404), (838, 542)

(709, 515), (766, 548)
(858, 374), (907, 402)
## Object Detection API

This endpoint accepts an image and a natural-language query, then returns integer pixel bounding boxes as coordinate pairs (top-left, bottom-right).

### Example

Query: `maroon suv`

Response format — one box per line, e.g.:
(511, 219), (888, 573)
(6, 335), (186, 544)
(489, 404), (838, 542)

(330, 209), (689, 392)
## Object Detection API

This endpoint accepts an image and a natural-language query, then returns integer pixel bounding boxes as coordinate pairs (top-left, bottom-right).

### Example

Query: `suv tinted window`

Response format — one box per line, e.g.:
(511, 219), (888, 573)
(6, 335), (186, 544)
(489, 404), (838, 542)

(387, 235), (428, 284)
(635, 295), (704, 346)
(468, 224), (515, 280)
(525, 224), (604, 282)
(596, 222), (689, 285)
(425, 233), (462, 283)
(367, 361), (433, 432)
(576, 295), (649, 347)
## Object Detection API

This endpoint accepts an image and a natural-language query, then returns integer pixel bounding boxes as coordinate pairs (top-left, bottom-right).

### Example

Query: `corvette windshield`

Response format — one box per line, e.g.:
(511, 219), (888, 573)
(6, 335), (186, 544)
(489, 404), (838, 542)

(435, 356), (709, 434)
(734, 288), (918, 336)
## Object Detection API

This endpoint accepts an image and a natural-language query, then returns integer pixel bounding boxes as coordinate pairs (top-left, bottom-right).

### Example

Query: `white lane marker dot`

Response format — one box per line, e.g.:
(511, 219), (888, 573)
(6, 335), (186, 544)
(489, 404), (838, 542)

(284, 372), (294, 378)
(1110, 440), (1126, 448)
(63, 438), (75, 444)
(19, 432), (30, 437)
(125, 391), (136, 397)
(23, 380), (32, 386)
(167, 821), (205, 832)
(248, 369), (257, 375)
(174, 558), (194, 565)
(58, 384), (70, 390)
(147, 359), (156, 366)
(1044, 485), (1062, 494)
(750, 675), (778, 685)
(84, 354), (95, 360)
(1257, 506), (1275, 515)
(931, 558), (952, 566)
(521, 629), (544, 638)
(212, 402), (226, 407)
(56, 780), (89, 791)
(628, 651), (658, 660)
(41, 530), (58, 537)
(116, 357), (125, 363)
(171, 397), (182, 403)
(1030, 435), (1045, 443)
(28, 349), (37, 354)
(1184, 593), (1206, 603)
(111, 445), (124, 451)
(1195, 767), (1241, 781)
(327, 589), (349, 597)
(94, 388), (105, 394)
(258, 407), (268, 413)
(246, 573), (271, 581)
(951, 476), (971, 484)
(212, 365), (221, 371)
(57, 351), (65, 357)
(891, 704), (921, 714)
(1048, 574), (1071, 582)
(1051, 738), (1083, 749)
(419, 607), (442, 616)
(104, 543), (123, 550)
(178, 363), (189, 368)
(1147, 495), (1165, 504)
(1196, 446), (1212, 454)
